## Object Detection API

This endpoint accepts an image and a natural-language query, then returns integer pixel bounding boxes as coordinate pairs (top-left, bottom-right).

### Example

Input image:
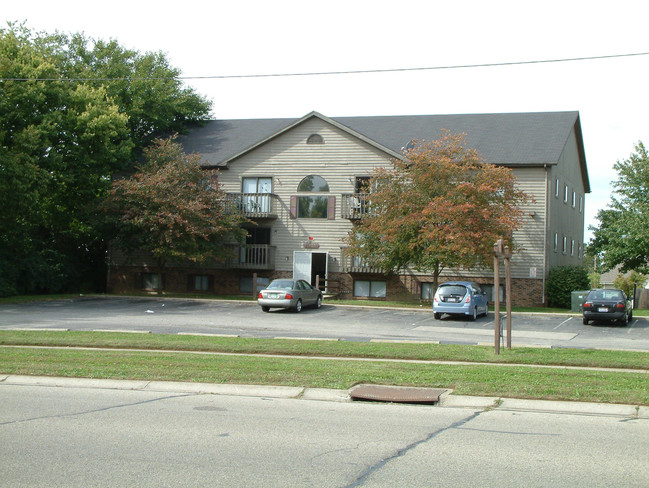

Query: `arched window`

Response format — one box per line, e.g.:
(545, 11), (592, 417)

(307, 133), (324, 144)
(298, 175), (329, 192)
(293, 176), (333, 219)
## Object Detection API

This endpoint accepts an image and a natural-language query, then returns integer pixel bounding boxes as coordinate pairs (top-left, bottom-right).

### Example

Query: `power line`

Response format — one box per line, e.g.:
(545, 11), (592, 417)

(2, 51), (648, 82)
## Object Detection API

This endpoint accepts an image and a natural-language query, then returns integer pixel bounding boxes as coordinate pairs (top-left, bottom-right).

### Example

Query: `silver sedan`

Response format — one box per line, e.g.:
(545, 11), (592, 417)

(258, 279), (323, 312)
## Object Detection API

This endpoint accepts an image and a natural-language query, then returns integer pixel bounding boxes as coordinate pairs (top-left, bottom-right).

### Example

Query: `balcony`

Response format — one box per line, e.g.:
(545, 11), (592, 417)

(226, 193), (279, 219)
(228, 244), (276, 270)
(341, 193), (372, 219)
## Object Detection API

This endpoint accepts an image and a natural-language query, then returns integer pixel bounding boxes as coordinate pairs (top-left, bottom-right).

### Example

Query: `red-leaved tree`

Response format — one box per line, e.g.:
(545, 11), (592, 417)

(343, 132), (529, 293)
(104, 136), (249, 292)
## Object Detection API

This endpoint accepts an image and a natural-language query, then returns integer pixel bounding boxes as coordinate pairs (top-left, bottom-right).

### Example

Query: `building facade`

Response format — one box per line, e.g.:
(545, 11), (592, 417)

(108, 111), (590, 306)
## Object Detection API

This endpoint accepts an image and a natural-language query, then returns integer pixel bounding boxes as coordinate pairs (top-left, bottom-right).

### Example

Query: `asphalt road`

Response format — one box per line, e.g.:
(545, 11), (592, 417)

(1, 296), (648, 350)
(2, 381), (648, 487)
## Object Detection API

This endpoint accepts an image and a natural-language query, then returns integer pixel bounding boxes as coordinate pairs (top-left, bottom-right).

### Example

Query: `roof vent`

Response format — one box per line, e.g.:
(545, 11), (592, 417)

(307, 134), (324, 145)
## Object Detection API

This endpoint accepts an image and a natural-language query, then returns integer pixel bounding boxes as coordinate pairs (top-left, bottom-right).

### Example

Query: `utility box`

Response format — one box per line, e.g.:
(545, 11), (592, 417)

(571, 290), (590, 312)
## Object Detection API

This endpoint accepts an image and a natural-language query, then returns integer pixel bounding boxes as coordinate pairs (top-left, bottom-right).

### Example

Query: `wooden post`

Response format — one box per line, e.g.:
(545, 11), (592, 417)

(315, 274), (320, 290)
(493, 240), (501, 355)
(504, 245), (512, 350)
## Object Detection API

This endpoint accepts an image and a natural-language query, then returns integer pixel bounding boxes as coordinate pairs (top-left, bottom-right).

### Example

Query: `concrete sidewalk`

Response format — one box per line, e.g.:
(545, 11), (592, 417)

(2, 374), (647, 419)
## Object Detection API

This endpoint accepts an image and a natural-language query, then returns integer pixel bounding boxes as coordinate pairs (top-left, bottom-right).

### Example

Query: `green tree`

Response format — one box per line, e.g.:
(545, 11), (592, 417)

(589, 142), (649, 274)
(0, 23), (211, 295)
(104, 137), (249, 293)
(613, 271), (646, 298)
(343, 132), (529, 292)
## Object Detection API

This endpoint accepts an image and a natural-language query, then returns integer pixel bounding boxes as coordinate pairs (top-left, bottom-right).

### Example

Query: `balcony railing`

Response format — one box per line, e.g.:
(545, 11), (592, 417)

(340, 252), (384, 274)
(228, 244), (276, 270)
(341, 193), (372, 219)
(226, 193), (278, 218)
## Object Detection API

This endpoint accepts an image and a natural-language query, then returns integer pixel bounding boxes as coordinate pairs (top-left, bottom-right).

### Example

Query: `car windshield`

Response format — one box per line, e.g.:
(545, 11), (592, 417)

(267, 280), (295, 291)
(438, 285), (468, 296)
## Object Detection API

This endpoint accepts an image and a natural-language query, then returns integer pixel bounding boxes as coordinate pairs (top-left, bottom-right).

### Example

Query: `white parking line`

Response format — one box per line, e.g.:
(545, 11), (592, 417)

(627, 319), (637, 332)
(554, 317), (573, 329)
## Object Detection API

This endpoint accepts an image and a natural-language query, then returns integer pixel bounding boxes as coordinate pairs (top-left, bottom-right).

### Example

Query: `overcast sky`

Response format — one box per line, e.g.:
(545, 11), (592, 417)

(4, 0), (649, 242)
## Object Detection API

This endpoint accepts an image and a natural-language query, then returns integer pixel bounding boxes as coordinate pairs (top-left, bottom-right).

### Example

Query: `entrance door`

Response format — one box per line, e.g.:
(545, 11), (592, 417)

(293, 251), (328, 289)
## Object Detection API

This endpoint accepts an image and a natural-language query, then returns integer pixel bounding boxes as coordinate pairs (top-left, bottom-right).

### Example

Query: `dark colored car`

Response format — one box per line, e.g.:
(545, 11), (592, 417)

(258, 279), (323, 313)
(582, 288), (633, 325)
(433, 281), (489, 321)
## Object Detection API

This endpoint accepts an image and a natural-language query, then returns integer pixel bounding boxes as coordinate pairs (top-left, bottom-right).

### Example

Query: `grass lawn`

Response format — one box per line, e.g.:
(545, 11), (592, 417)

(1, 330), (648, 405)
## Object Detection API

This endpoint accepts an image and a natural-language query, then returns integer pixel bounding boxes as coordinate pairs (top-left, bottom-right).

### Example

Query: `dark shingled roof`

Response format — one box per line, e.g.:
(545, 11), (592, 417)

(179, 111), (588, 190)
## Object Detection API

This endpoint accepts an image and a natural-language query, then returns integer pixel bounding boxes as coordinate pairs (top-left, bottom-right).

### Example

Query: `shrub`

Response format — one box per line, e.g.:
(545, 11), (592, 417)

(546, 265), (590, 308)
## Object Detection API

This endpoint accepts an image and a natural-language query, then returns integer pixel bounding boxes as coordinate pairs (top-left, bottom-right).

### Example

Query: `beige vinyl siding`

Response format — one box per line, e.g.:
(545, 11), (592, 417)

(509, 167), (548, 278)
(432, 166), (548, 281)
(218, 117), (392, 273)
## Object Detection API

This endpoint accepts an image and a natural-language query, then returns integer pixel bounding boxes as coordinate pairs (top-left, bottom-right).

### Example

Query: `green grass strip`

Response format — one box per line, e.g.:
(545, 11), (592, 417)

(2, 346), (648, 405)
(1, 330), (648, 370)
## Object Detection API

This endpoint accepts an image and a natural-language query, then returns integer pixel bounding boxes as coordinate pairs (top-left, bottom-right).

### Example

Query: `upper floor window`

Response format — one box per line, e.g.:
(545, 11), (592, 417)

(572, 191), (576, 208)
(555, 178), (559, 198)
(295, 175), (332, 219)
(307, 134), (324, 144)
(298, 175), (329, 192)
(564, 184), (568, 203)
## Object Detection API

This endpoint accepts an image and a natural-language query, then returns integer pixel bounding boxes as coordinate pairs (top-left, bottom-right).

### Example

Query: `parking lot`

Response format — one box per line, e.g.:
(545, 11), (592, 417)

(1, 296), (648, 350)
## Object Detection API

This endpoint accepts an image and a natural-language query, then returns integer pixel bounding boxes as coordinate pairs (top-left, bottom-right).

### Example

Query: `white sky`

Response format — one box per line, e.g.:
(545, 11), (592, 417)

(4, 0), (649, 242)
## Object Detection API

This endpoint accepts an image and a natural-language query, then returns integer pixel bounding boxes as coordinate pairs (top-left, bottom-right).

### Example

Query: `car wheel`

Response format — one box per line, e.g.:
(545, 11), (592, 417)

(294, 299), (302, 313)
(469, 307), (477, 321)
(315, 296), (322, 309)
(433, 312), (441, 320)
(261, 306), (270, 313)
(583, 317), (589, 325)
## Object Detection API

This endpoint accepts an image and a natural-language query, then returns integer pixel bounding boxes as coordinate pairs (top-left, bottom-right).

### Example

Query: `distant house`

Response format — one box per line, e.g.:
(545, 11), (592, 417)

(107, 111), (590, 306)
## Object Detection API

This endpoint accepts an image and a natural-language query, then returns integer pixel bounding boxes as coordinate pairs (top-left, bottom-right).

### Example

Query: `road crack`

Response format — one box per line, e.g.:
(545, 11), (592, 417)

(344, 410), (484, 487)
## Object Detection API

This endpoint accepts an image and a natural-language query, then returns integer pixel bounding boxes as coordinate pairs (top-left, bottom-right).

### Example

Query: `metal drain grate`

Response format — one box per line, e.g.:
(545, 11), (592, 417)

(349, 384), (447, 404)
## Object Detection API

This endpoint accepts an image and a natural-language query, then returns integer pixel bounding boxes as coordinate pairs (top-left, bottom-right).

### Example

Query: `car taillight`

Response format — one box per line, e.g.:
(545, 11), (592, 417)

(583, 302), (592, 308)
(258, 292), (263, 299)
(616, 303), (625, 309)
(434, 296), (438, 303)
(465, 295), (471, 303)
(285, 293), (293, 299)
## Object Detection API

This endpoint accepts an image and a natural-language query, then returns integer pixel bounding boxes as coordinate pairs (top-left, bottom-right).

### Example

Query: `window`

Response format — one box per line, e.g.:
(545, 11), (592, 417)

(421, 283), (435, 300)
(555, 178), (559, 198)
(563, 236), (567, 254)
(579, 195), (583, 213)
(242, 177), (272, 212)
(142, 273), (161, 290)
(554, 233), (558, 252)
(354, 280), (386, 298)
(298, 175), (329, 192)
(571, 239), (575, 256)
(193, 275), (210, 291)
(306, 133), (324, 144)
(295, 175), (332, 219)
(482, 284), (503, 303)
(572, 191), (576, 208)
(240, 276), (270, 293)
(355, 176), (371, 193)
(564, 184), (568, 203)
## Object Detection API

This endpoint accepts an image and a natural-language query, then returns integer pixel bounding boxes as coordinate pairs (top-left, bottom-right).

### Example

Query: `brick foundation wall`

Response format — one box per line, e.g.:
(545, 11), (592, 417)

(108, 266), (546, 307)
